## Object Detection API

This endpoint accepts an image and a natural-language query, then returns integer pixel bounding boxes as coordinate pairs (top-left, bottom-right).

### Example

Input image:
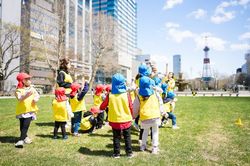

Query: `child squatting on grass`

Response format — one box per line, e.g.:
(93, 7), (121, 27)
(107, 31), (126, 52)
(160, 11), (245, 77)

(133, 76), (161, 154)
(52, 87), (73, 139)
(15, 73), (40, 148)
(100, 73), (134, 158)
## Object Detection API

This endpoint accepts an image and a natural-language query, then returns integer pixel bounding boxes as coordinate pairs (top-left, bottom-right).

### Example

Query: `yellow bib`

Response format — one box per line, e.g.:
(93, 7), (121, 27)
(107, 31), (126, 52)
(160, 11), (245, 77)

(139, 94), (160, 121)
(70, 95), (86, 112)
(163, 102), (171, 113)
(80, 115), (92, 131)
(15, 88), (38, 115)
(57, 71), (73, 94)
(93, 95), (103, 107)
(52, 99), (68, 122)
(168, 79), (175, 91)
(108, 93), (132, 123)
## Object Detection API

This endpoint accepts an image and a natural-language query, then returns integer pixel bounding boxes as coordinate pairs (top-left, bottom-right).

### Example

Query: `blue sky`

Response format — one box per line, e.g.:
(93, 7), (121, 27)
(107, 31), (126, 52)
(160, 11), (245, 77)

(136, 0), (250, 79)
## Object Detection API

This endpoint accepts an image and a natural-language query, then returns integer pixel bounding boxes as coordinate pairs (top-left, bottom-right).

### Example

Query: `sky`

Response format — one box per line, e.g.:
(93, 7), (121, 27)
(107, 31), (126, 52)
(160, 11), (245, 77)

(136, 0), (250, 79)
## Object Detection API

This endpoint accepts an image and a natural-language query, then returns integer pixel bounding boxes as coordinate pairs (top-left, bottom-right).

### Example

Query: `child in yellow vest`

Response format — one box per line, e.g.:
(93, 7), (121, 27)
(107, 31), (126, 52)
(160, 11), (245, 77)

(52, 88), (72, 139)
(69, 80), (89, 136)
(15, 73), (40, 148)
(133, 76), (161, 154)
(80, 107), (99, 134)
(94, 84), (105, 129)
(100, 73), (133, 158)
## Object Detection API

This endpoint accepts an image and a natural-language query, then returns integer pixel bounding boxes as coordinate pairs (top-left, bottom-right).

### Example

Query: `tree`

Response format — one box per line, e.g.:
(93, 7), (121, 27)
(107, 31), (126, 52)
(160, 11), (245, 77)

(89, 12), (118, 88)
(0, 22), (34, 92)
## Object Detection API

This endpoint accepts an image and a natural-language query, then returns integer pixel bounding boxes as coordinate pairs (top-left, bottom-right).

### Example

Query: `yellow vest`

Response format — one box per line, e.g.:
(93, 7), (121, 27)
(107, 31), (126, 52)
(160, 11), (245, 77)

(163, 103), (171, 113)
(70, 95), (86, 112)
(93, 95), (102, 107)
(130, 91), (136, 102)
(80, 115), (92, 131)
(168, 79), (175, 91)
(57, 71), (73, 94)
(52, 99), (68, 122)
(108, 93), (132, 123)
(139, 94), (160, 121)
(15, 88), (38, 116)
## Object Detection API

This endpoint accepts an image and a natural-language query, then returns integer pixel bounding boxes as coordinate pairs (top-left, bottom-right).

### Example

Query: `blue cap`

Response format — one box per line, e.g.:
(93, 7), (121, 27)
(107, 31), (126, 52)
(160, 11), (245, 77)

(153, 77), (161, 86)
(167, 91), (175, 99)
(111, 73), (127, 94)
(138, 64), (151, 76)
(139, 76), (154, 96)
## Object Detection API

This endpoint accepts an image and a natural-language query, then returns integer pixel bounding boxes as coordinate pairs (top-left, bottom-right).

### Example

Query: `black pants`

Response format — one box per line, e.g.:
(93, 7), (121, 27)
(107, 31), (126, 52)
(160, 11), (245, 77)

(112, 127), (132, 155)
(96, 112), (104, 129)
(54, 121), (66, 137)
(135, 115), (140, 125)
(19, 117), (32, 140)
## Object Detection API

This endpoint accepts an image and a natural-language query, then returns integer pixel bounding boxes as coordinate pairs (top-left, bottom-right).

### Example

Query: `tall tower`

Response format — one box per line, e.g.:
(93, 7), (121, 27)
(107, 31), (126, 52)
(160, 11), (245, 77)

(173, 54), (181, 77)
(202, 37), (212, 84)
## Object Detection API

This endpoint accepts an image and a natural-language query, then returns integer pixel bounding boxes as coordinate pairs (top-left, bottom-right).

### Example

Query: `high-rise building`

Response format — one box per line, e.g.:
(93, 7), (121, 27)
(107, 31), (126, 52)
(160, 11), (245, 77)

(173, 54), (181, 77)
(19, 0), (92, 93)
(92, 0), (137, 81)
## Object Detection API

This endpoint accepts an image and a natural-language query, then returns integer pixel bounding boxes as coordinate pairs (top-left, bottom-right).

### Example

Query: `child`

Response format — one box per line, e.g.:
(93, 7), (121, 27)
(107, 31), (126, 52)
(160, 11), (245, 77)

(69, 80), (89, 136)
(100, 73), (133, 158)
(80, 107), (99, 134)
(52, 88), (72, 139)
(161, 83), (179, 129)
(15, 73), (40, 148)
(94, 84), (105, 129)
(133, 76), (161, 154)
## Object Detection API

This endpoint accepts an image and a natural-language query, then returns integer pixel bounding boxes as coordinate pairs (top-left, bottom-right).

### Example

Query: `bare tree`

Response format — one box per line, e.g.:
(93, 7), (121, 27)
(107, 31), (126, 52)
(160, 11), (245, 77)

(89, 12), (118, 88)
(0, 22), (34, 92)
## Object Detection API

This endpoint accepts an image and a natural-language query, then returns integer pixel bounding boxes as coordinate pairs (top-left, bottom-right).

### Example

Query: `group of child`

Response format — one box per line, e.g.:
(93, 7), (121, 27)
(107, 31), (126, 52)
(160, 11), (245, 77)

(14, 63), (179, 158)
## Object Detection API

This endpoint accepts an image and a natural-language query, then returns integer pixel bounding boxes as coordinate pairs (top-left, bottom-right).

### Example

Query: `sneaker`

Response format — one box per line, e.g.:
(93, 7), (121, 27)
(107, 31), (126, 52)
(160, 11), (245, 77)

(127, 153), (134, 158)
(112, 154), (120, 159)
(62, 135), (68, 140)
(15, 140), (24, 148)
(72, 133), (81, 137)
(24, 137), (32, 144)
(172, 125), (180, 129)
(152, 147), (159, 154)
(53, 136), (58, 139)
(140, 144), (147, 151)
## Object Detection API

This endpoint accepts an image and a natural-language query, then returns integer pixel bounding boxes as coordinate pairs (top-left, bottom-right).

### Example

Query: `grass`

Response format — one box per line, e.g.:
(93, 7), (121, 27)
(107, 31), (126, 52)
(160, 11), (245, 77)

(0, 96), (250, 166)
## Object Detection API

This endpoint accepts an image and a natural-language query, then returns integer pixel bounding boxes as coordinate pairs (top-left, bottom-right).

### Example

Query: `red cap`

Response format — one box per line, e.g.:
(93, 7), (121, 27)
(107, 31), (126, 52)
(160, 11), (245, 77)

(95, 84), (104, 96)
(70, 83), (81, 97)
(90, 106), (99, 114)
(55, 88), (67, 102)
(16, 73), (32, 88)
(105, 84), (112, 93)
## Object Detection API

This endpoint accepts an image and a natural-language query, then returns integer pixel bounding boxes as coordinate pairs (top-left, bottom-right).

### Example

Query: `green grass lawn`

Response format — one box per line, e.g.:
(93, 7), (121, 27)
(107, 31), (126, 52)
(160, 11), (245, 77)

(0, 96), (250, 166)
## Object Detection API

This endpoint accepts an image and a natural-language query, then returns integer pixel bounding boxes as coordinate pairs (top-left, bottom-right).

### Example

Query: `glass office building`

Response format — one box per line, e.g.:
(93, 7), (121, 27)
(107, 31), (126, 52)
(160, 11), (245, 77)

(173, 54), (181, 77)
(92, 0), (137, 81)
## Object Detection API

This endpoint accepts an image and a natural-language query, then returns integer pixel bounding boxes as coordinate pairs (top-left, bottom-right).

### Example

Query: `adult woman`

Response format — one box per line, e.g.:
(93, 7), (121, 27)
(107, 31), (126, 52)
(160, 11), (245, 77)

(57, 58), (73, 96)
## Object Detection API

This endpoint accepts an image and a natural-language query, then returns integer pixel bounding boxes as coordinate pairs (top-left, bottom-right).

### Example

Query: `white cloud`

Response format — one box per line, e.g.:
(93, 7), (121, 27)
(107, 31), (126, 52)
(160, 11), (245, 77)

(230, 43), (250, 50)
(238, 0), (250, 6)
(165, 22), (180, 28)
(239, 32), (250, 40)
(187, 9), (207, 19)
(163, 0), (183, 10)
(211, 2), (235, 24)
(211, 0), (250, 24)
(165, 23), (227, 51)
(194, 33), (227, 51)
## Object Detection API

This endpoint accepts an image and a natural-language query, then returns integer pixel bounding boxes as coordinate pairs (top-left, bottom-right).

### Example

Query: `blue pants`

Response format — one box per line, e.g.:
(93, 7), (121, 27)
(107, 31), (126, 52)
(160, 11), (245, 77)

(167, 112), (177, 126)
(71, 111), (82, 133)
